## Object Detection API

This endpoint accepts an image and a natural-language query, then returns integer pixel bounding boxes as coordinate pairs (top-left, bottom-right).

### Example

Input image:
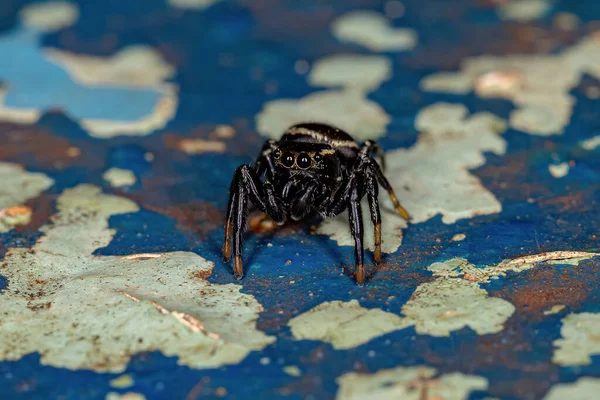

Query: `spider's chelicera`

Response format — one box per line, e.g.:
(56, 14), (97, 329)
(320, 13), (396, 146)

(223, 123), (410, 286)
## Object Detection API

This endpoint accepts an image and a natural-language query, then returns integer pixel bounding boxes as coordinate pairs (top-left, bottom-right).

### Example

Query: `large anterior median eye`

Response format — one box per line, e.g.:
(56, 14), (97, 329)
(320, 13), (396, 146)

(297, 152), (311, 169)
(282, 152), (295, 167)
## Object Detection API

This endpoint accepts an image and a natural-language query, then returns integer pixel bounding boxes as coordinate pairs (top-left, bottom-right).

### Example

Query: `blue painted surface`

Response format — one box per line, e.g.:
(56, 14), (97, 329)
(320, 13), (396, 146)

(0, 24), (164, 122)
(0, 0), (600, 399)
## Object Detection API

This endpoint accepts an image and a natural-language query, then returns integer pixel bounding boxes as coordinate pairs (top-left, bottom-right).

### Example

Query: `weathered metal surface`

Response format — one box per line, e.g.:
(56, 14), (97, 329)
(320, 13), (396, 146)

(0, 0), (600, 399)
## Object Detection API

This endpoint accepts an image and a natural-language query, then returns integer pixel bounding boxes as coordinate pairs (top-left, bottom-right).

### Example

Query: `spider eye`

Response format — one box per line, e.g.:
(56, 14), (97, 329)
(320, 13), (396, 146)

(273, 149), (281, 159)
(297, 153), (311, 169)
(282, 152), (295, 167)
(314, 153), (322, 162)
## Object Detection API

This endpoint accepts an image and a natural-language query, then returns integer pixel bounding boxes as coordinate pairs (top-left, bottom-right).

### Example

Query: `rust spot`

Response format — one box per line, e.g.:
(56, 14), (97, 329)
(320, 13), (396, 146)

(0, 123), (75, 170)
(491, 260), (600, 318)
(189, 269), (211, 281)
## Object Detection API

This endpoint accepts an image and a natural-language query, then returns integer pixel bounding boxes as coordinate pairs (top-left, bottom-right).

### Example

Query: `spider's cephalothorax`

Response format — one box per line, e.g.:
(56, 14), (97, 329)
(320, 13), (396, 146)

(223, 123), (410, 286)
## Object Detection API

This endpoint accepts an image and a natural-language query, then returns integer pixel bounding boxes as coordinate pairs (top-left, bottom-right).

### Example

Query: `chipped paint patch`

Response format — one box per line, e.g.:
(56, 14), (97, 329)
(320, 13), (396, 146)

(106, 393), (146, 400)
(452, 233), (466, 242)
(430, 252), (598, 283)
(288, 300), (411, 350)
(497, 0), (552, 22)
(0, 162), (53, 232)
(549, 163), (569, 178)
(103, 168), (137, 187)
(421, 34), (600, 136)
(256, 90), (389, 141)
(553, 312), (600, 366)
(0, 185), (274, 372)
(544, 305), (566, 315)
(20, 1), (80, 32)
(110, 375), (134, 389)
(544, 377), (600, 400)
(402, 275), (515, 337)
(0, 4), (177, 138)
(168, 0), (222, 10)
(290, 258), (518, 347)
(283, 365), (302, 377)
(46, 47), (177, 138)
(581, 135), (600, 150)
(336, 366), (487, 400)
(178, 138), (227, 154)
(332, 11), (417, 52)
(0, 206), (32, 232)
(308, 55), (391, 92)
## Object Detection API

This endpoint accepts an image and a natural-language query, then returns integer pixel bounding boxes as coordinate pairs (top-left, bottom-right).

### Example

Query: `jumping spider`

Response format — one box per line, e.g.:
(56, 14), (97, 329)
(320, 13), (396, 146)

(223, 123), (410, 286)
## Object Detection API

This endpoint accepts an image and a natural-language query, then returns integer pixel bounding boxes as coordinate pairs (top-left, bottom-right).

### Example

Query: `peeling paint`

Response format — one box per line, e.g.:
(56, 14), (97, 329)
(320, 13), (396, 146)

(46, 47), (177, 138)
(288, 300), (410, 350)
(20, 1), (79, 32)
(0, 185), (274, 372)
(332, 11), (417, 52)
(177, 138), (227, 154)
(105, 393), (146, 400)
(283, 365), (302, 377)
(103, 168), (137, 187)
(168, 0), (222, 10)
(544, 377), (600, 400)
(549, 163), (569, 178)
(581, 135), (600, 150)
(402, 274), (515, 337)
(110, 375), (134, 389)
(256, 90), (390, 141)
(553, 312), (600, 366)
(497, 0), (552, 22)
(421, 34), (600, 135)
(336, 366), (487, 400)
(308, 55), (391, 92)
(0, 162), (53, 232)
(544, 305), (566, 315)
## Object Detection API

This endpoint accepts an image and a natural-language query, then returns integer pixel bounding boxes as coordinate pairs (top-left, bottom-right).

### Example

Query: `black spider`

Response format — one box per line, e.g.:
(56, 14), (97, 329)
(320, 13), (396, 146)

(223, 123), (410, 286)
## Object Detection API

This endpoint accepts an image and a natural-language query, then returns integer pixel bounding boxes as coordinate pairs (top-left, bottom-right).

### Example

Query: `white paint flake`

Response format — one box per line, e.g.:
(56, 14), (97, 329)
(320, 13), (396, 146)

(168, 0), (222, 10)
(0, 185), (274, 372)
(0, 162), (53, 232)
(336, 366), (488, 400)
(581, 135), (600, 150)
(308, 55), (392, 92)
(544, 378), (600, 400)
(256, 90), (390, 141)
(497, 0), (552, 22)
(332, 11), (418, 52)
(317, 104), (507, 253)
(288, 300), (411, 350)
(257, 52), (393, 141)
(553, 312), (600, 366)
(103, 168), (137, 187)
(20, 1), (80, 32)
(548, 162), (570, 178)
(421, 34), (600, 136)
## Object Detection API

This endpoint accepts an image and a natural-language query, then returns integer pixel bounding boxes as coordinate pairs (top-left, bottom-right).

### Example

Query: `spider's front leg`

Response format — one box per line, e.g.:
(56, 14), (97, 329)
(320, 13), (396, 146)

(223, 164), (283, 280)
(347, 177), (366, 286)
(321, 172), (366, 286)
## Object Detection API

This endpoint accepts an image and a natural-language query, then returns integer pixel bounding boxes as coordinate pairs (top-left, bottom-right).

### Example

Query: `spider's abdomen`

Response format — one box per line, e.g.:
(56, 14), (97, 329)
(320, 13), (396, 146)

(281, 123), (360, 160)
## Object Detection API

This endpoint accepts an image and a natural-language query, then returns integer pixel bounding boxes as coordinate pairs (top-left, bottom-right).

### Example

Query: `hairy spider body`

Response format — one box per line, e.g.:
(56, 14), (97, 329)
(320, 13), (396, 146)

(223, 123), (410, 286)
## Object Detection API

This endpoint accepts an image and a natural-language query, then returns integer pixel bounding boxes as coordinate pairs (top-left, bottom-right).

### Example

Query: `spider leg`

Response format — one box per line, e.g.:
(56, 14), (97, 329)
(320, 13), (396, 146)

(348, 179), (366, 286)
(253, 139), (278, 180)
(360, 140), (386, 173)
(364, 156), (410, 221)
(365, 172), (383, 264)
(223, 164), (279, 279)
